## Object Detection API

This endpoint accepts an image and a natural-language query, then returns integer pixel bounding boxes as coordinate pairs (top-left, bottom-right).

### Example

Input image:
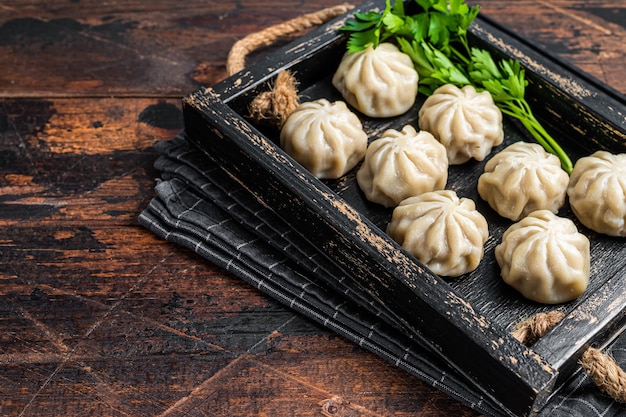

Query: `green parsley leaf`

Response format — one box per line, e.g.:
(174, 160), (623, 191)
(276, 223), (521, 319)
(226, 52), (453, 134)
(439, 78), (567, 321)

(345, 28), (379, 53)
(383, 12), (406, 33)
(337, 0), (573, 172)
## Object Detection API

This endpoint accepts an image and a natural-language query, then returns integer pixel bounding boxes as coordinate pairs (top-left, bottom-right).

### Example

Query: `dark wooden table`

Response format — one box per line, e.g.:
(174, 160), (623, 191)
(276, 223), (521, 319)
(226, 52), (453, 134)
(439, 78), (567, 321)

(1, 1), (624, 416)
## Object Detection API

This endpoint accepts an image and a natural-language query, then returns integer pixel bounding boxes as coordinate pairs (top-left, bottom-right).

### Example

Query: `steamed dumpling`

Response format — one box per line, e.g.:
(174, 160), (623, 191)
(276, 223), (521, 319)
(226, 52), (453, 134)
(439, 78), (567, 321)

(280, 99), (368, 179)
(357, 125), (448, 207)
(478, 141), (569, 221)
(386, 190), (489, 277)
(495, 210), (590, 304)
(418, 84), (504, 164)
(567, 151), (626, 236)
(332, 42), (419, 118)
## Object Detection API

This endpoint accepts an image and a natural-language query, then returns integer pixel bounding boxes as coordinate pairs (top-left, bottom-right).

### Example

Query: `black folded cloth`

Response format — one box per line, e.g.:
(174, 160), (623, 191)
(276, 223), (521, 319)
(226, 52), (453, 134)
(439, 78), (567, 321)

(139, 134), (625, 417)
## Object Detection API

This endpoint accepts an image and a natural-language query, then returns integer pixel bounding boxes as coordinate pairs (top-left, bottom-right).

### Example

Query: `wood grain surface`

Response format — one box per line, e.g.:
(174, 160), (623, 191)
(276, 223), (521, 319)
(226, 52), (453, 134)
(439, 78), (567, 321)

(0, 1), (624, 416)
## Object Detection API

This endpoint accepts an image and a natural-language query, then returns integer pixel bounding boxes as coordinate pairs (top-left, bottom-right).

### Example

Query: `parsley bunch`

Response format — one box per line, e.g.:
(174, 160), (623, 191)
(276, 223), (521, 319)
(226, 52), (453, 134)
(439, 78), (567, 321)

(340, 0), (573, 173)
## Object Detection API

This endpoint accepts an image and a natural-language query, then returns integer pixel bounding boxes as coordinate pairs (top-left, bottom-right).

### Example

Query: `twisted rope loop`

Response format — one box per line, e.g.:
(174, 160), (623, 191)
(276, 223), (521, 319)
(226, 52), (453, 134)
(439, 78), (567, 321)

(227, 4), (354, 76)
(581, 348), (626, 402)
(512, 311), (565, 345)
(514, 311), (626, 403)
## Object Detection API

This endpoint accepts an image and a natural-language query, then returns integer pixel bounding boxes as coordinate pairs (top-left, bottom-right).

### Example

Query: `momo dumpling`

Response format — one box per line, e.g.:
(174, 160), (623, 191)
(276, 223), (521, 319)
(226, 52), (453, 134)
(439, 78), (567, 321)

(478, 141), (569, 221)
(418, 84), (504, 164)
(495, 210), (590, 304)
(280, 99), (368, 179)
(356, 125), (448, 207)
(386, 190), (489, 277)
(567, 151), (626, 236)
(332, 42), (419, 118)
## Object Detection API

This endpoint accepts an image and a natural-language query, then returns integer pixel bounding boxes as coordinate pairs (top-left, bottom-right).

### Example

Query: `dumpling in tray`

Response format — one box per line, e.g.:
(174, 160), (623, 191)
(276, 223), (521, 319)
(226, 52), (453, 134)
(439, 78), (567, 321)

(332, 42), (419, 118)
(567, 151), (626, 237)
(478, 141), (569, 221)
(418, 84), (503, 164)
(357, 125), (448, 207)
(386, 190), (489, 277)
(280, 99), (368, 179)
(495, 210), (590, 304)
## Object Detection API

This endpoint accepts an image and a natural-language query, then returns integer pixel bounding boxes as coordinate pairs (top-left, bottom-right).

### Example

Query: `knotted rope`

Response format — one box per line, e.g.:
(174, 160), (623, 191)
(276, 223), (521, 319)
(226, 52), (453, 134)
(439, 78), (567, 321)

(511, 311), (565, 345)
(247, 70), (299, 128)
(226, 4), (353, 128)
(513, 311), (626, 402)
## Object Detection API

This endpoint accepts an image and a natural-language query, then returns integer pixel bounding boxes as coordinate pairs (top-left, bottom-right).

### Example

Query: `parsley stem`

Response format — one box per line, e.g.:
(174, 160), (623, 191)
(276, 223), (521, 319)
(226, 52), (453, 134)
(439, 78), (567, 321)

(450, 45), (470, 67)
(498, 100), (573, 174)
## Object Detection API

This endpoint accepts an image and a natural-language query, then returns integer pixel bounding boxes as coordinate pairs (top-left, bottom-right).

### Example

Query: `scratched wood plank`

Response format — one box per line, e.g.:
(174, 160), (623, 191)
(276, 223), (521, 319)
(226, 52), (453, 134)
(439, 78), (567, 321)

(251, 331), (481, 417)
(0, 0), (347, 97)
(478, 0), (626, 94)
(0, 233), (480, 416)
(0, 0), (623, 97)
(0, 97), (180, 228)
(1, 1), (624, 416)
(0, 95), (480, 416)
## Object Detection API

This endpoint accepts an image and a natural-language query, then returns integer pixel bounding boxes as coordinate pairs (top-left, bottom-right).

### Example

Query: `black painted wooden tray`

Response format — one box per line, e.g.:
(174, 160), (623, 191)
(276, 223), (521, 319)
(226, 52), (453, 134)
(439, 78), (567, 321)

(181, 1), (626, 415)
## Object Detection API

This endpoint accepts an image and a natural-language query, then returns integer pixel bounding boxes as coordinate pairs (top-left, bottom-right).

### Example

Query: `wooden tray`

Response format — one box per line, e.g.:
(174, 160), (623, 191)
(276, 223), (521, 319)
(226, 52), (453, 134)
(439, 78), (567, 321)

(181, 1), (626, 415)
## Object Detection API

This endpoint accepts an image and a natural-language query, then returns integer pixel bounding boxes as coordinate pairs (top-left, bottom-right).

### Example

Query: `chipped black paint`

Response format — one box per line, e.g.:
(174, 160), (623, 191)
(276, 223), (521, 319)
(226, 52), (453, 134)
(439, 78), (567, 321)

(0, 100), (57, 174)
(0, 202), (57, 219)
(0, 17), (138, 46)
(4, 226), (106, 251)
(2, 99), (57, 136)
(138, 101), (183, 130)
(586, 7), (626, 29)
(0, 111), (9, 133)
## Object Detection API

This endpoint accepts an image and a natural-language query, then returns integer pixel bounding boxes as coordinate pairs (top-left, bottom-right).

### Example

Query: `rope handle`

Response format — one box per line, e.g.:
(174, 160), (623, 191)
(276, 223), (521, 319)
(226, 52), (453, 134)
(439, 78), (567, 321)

(226, 4), (354, 128)
(226, 4), (354, 76)
(513, 311), (626, 402)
